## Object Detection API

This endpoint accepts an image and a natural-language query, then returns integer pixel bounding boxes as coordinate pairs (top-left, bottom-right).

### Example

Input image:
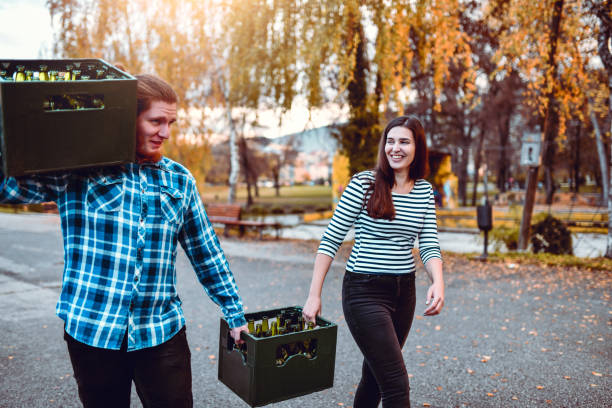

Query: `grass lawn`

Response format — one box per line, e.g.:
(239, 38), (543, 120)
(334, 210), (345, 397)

(200, 185), (333, 212)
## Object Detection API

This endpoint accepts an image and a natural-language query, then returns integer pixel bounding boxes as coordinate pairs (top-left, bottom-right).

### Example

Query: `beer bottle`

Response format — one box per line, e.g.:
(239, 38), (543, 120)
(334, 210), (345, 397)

(72, 70), (81, 81)
(38, 65), (49, 81)
(247, 319), (255, 335)
(25, 70), (33, 81)
(92, 96), (104, 109)
(49, 71), (58, 81)
(307, 321), (315, 330)
(255, 323), (262, 338)
(0, 70), (8, 81)
(303, 338), (313, 359)
(15, 65), (26, 82)
(64, 65), (73, 81)
(43, 97), (55, 111)
(298, 316), (305, 331)
(270, 321), (278, 337)
(261, 316), (270, 337)
(276, 313), (284, 328)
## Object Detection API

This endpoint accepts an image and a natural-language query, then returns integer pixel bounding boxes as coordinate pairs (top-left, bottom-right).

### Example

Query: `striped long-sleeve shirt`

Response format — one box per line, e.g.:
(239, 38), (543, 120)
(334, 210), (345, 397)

(318, 170), (442, 274)
(1, 157), (246, 351)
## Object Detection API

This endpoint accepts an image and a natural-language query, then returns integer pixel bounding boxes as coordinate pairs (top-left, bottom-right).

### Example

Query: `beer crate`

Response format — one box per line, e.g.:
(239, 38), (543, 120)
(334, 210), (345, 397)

(0, 59), (136, 177)
(218, 306), (337, 407)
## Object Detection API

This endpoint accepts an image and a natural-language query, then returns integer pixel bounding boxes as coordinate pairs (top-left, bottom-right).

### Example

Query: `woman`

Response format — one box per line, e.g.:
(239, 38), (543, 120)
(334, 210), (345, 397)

(302, 116), (444, 407)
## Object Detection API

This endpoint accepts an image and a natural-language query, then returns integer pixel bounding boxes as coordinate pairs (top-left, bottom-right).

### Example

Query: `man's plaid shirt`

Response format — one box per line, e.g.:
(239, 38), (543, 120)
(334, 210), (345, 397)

(0, 157), (246, 351)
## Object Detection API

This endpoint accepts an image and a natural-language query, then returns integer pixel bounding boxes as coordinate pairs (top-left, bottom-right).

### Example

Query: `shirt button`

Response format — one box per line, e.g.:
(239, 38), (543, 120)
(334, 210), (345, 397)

(135, 275), (139, 282)
(140, 218), (145, 225)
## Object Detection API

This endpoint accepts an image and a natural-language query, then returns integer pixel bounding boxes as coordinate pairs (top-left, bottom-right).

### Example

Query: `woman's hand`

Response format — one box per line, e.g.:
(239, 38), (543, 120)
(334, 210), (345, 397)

(302, 295), (322, 323)
(424, 281), (444, 316)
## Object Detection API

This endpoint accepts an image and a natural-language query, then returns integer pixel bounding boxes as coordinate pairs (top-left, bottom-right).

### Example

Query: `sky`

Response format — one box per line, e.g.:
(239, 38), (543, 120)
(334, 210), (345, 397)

(0, 0), (53, 59)
(0, 0), (346, 139)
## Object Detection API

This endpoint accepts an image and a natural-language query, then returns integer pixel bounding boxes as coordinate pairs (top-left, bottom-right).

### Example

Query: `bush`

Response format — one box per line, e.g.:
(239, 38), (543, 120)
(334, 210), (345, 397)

(270, 206), (285, 215)
(531, 215), (572, 255)
(490, 226), (519, 251)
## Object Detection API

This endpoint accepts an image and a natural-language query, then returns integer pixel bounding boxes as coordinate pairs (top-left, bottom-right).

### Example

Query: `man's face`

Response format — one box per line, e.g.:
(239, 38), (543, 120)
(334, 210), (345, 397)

(136, 100), (177, 158)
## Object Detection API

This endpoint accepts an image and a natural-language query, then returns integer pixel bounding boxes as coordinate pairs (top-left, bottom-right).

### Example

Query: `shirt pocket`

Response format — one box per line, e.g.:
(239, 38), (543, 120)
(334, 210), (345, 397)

(160, 185), (184, 224)
(86, 175), (124, 212)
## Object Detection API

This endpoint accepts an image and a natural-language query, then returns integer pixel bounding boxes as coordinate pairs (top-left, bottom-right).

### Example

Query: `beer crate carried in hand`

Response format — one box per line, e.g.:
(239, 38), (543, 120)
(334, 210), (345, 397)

(218, 306), (337, 407)
(0, 59), (136, 177)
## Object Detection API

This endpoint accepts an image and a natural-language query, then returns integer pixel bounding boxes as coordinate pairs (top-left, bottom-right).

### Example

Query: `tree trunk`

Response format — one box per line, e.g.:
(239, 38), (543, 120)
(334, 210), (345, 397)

(572, 123), (581, 193)
(457, 146), (469, 206)
(471, 127), (485, 206)
(497, 116), (510, 193)
(594, 1), (612, 257)
(589, 101), (609, 204)
(542, 0), (565, 205)
(519, 0), (564, 248)
(458, 124), (473, 206)
(607, 77), (612, 258)
(226, 106), (239, 204)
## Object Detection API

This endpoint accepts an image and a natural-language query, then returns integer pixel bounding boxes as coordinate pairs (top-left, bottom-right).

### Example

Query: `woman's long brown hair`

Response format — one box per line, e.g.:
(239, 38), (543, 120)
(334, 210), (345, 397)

(365, 116), (429, 220)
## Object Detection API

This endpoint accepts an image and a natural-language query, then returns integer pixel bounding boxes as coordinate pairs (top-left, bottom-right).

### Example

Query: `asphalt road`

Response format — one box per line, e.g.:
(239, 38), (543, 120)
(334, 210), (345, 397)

(0, 212), (610, 408)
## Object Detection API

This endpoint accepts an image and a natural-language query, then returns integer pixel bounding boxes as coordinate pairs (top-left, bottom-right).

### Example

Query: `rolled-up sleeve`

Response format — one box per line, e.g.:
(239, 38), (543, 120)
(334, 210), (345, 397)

(418, 187), (442, 265)
(178, 180), (246, 328)
(1, 172), (67, 204)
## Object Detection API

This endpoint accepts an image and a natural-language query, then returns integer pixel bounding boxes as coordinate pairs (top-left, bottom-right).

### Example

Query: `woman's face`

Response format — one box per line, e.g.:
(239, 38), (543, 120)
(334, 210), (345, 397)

(385, 126), (416, 174)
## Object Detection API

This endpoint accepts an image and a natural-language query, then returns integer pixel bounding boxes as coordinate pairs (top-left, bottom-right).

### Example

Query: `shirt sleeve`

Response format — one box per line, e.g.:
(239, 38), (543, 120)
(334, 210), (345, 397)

(317, 175), (365, 259)
(418, 186), (442, 265)
(0, 169), (68, 204)
(178, 179), (246, 328)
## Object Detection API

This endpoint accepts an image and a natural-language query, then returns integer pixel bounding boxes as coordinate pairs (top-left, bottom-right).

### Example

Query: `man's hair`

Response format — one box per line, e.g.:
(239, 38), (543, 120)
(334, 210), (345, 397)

(135, 74), (178, 115)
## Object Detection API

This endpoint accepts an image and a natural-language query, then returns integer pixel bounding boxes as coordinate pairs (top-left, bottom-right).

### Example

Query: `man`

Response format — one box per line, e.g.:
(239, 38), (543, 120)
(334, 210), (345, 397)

(0, 74), (248, 407)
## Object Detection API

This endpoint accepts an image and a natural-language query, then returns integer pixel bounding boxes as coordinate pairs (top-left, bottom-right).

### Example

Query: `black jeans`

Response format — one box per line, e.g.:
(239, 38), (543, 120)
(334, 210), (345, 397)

(64, 326), (192, 408)
(342, 271), (416, 408)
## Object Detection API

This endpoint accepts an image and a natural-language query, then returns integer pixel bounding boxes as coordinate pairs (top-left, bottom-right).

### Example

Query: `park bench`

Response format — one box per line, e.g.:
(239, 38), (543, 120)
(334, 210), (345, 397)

(205, 203), (282, 239)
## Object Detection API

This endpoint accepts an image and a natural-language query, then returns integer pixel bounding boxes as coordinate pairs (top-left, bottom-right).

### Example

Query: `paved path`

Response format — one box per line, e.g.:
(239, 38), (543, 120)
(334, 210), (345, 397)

(0, 212), (610, 407)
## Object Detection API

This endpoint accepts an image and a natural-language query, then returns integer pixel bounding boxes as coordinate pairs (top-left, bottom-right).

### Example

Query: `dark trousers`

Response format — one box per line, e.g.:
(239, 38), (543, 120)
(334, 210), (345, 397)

(64, 326), (193, 408)
(342, 271), (416, 408)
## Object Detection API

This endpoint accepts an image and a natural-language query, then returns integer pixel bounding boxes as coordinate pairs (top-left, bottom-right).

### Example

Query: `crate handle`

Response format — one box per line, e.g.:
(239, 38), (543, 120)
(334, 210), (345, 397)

(226, 330), (249, 351)
(43, 94), (105, 112)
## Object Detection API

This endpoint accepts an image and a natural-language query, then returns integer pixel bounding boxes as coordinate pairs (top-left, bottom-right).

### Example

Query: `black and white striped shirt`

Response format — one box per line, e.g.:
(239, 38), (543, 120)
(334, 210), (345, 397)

(318, 170), (442, 274)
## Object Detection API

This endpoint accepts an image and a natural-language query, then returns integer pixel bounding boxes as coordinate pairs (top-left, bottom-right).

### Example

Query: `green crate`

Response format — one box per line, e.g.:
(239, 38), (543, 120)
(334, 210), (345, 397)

(218, 306), (337, 407)
(0, 59), (136, 177)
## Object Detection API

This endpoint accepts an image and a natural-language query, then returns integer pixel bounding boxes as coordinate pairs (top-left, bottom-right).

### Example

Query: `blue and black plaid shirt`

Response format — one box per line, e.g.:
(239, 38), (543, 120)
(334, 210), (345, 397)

(0, 157), (246, 351)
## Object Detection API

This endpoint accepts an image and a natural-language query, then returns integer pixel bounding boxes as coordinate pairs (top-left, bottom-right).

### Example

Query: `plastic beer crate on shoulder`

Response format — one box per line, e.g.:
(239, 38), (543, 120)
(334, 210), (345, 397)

(218, 306), (338, 407)
(0, 59), (136, 177)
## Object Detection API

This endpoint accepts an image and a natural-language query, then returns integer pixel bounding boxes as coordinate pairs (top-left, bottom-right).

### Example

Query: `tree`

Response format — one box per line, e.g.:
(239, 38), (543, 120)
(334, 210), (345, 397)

(590, 0), (612, 258)
(224, 0), (478, 175)
(47, 0), (244, 194)
(265, 136), (299, 196)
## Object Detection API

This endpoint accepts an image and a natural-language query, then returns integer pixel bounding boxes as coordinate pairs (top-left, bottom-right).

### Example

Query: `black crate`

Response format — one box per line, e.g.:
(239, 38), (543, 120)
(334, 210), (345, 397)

(0, 59), (136, 177)
(218, 306), (337, 407)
